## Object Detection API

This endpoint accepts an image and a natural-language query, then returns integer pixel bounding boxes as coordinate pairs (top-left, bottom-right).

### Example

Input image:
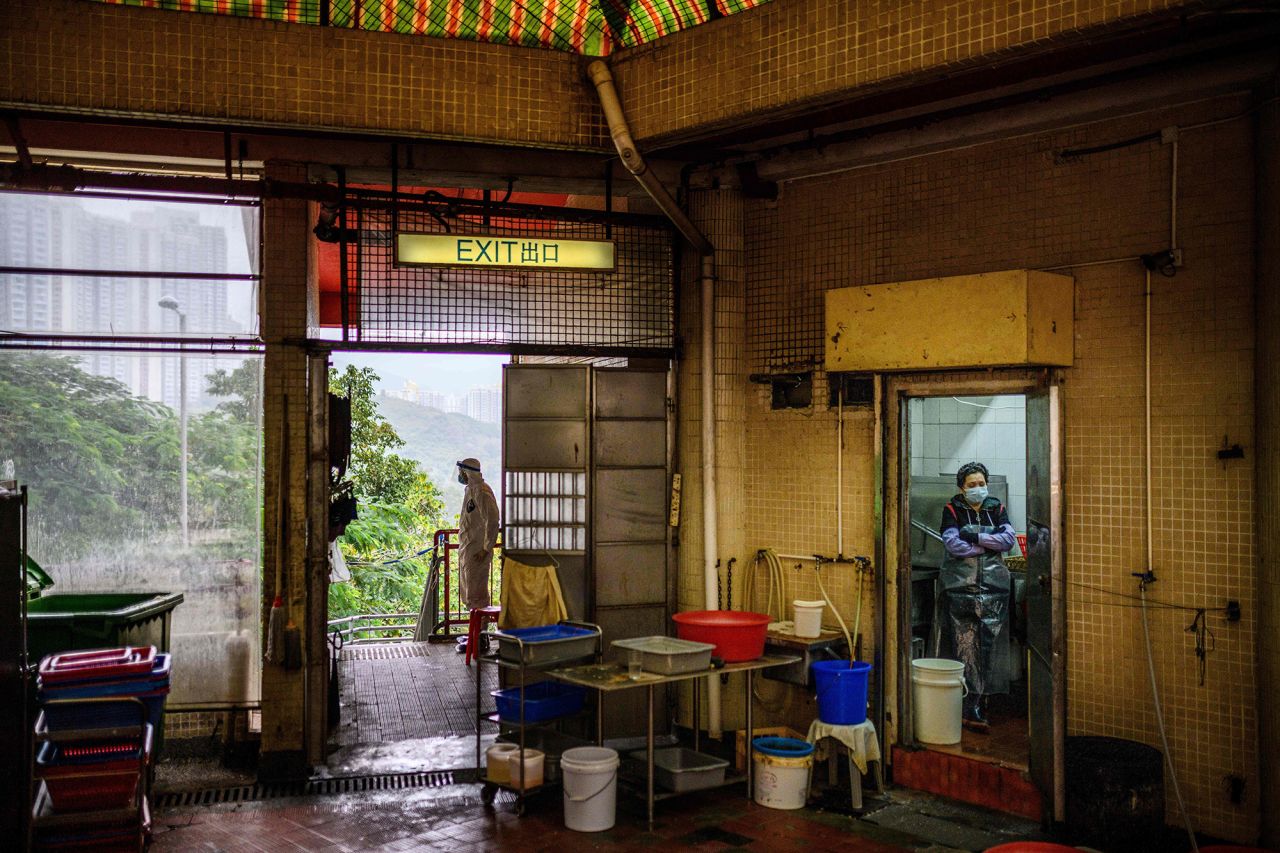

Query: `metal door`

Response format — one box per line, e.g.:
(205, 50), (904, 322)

(1025, 383), (1065, 822)
(592, 368), (670, 737)
(502, 366), (590, 618)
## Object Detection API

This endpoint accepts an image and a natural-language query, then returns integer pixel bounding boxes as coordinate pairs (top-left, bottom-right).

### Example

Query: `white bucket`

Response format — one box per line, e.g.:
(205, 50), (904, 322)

(911, 658), (968, 745)
(753, 748), (813, 810)
(560, 746), (619, 832)
(485, 743), (519, 784)
(503, 748), (545, 791)
(793, 599), (826, 639)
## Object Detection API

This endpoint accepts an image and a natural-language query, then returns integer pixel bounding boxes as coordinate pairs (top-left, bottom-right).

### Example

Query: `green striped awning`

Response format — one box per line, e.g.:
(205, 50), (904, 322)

(92, 0), (773, 56)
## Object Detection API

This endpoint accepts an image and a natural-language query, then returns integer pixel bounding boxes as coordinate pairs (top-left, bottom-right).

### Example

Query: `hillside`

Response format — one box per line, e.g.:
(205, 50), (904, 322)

(375, 394), (502, 511)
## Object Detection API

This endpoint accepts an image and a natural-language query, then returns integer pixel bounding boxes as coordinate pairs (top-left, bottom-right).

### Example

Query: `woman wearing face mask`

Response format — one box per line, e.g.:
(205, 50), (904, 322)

(939, 461), (1017, 731)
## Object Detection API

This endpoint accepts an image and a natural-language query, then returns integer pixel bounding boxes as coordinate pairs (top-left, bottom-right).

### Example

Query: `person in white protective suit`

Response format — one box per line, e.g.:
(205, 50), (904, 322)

(456, 458), (500, 611)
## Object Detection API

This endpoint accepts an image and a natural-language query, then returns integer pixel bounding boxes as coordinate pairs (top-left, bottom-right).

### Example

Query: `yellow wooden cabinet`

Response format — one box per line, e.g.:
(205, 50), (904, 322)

(824, 269), (1074, 372)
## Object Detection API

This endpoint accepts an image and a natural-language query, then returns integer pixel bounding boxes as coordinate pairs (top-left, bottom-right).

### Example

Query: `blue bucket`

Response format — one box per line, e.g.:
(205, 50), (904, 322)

(811, 660), (871, 725)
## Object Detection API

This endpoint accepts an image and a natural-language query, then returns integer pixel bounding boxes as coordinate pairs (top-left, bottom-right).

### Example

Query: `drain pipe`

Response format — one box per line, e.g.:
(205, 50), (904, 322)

(587, 60), (723, 737)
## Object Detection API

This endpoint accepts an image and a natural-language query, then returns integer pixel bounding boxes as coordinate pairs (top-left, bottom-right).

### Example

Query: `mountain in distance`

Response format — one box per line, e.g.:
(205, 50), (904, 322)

(375, 394), (501, 512)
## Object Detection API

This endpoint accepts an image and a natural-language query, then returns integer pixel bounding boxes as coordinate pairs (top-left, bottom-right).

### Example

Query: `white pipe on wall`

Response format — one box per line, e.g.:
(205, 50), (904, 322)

(587, 60), (722, 737)
(837, 392), (844, 557)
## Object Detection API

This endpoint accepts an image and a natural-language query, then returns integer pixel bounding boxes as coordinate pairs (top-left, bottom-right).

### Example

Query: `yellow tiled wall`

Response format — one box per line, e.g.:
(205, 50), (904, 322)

(696, 94), (1260, 841)
(0, 0), (605, 151)
(612, 0), (1198, 146)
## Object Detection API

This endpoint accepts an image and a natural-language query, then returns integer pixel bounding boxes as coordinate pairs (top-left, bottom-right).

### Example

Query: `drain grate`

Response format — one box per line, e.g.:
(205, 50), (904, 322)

(342, 643), (432, 661)
(155, 768), (475, 809)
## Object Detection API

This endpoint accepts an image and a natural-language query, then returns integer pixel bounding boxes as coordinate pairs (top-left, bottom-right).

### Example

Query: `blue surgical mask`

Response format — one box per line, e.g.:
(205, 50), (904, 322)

(964, 486), (988, 505)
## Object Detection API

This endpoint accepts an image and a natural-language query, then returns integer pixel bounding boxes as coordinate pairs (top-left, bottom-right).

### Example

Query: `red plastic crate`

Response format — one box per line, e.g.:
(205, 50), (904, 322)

(39, 647), (157, 685)
(40, 772), (140, 813)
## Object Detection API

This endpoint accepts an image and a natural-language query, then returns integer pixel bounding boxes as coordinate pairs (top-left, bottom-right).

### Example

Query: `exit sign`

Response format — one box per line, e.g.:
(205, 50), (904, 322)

(396, 233), (615, 271)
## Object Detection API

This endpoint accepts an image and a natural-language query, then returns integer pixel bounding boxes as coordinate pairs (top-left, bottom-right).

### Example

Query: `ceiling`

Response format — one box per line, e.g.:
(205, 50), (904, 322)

(92, 0), (770, 56)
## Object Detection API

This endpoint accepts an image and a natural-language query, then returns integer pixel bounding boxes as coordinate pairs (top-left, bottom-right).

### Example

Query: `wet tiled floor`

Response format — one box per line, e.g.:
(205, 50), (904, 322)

(151, 783), (930, 852)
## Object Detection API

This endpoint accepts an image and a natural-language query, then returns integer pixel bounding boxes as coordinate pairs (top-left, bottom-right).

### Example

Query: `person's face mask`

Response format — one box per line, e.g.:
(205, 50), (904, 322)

(964, 485), (988, 505)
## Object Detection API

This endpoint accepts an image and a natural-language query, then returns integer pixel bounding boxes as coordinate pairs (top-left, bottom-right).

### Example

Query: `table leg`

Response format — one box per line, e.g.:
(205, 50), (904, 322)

(692, 677), (700, 753)
(849, 752), (863, 811)
(647, 684), (655, 830)
(596, 692), (603, 746)
(745, 669), (753, 800)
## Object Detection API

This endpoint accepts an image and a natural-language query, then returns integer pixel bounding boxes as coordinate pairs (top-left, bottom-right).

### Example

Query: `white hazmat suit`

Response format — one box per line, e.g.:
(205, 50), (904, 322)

(456, 458), (500, 610)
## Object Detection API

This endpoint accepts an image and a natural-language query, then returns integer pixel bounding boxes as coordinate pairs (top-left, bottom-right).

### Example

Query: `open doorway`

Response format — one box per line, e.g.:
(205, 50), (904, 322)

(324, 351), (506, 771)
(906, 394), (1030, 769)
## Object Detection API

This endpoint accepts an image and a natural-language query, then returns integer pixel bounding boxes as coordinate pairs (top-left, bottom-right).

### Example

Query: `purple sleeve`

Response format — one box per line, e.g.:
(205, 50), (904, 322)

(978, 523), (1017, 553)
(942, 526), (985, 558)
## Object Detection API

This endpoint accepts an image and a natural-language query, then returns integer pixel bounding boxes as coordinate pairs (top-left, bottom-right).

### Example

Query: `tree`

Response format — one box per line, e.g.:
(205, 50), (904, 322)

(328, 365), (447, 620)
(205, 360), (262, 420)
(0, 353), (177, 557)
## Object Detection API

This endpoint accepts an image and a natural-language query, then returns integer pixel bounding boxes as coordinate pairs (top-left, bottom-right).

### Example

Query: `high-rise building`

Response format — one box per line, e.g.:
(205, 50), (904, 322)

(0, 196), (242, 411)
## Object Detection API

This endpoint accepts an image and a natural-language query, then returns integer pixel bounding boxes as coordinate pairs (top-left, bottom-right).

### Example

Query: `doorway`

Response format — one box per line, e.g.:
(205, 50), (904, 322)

(905, 394), (1030, 768)
(324, 351), (507, 771)
(887, 375), (1065, 822)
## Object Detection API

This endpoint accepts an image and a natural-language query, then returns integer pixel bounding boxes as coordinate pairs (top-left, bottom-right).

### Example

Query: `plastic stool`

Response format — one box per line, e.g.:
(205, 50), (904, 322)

(465, 606), (501, 666)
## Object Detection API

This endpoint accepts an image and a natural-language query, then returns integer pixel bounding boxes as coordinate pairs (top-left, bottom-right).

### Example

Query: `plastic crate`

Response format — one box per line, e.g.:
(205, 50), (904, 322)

(38, 646), (157, 685)
(36, 726), (151, 813)
(39, 654), (170, 695)
(32, 792), (150, 851)
(491, 680), (586, 723)
(495, 624), (599, 666)
(37, 691), (166, 735)
(612, 636), (714, 675)
(629, 747), (729, 792)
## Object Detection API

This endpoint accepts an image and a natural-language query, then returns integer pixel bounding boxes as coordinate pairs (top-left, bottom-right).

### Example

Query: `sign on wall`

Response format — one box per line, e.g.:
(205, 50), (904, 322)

(396, 233), (616, 271)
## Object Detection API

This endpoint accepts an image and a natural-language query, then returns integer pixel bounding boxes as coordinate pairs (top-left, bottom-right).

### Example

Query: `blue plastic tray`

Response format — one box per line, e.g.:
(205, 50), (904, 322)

(492, 681), (586, 723)
(39, 654), (171, 696)
(495, 624), (599, 665)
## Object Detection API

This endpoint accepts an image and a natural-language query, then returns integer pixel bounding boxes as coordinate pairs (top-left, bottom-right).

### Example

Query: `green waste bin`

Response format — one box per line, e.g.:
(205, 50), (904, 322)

(27, 592), (184, 751)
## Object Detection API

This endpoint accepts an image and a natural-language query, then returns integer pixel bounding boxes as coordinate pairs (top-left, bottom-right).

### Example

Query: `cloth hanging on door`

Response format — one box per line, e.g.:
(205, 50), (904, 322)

(498, 557), (568, 629)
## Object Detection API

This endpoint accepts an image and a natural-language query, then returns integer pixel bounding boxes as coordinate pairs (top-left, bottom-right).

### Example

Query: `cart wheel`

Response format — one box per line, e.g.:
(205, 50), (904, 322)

(480, 783), (497, 805)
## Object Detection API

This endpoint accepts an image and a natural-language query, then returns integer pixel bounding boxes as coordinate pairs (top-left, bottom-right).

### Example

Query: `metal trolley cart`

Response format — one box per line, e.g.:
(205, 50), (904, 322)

(475, 621), (603, 816)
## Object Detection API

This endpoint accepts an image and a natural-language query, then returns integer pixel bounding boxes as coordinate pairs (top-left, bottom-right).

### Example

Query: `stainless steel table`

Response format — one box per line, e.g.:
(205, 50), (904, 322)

(548, 654), (801, 829)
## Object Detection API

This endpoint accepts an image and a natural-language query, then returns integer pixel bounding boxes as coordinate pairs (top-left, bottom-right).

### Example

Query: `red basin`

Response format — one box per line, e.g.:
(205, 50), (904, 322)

(672, 611), (770, 662)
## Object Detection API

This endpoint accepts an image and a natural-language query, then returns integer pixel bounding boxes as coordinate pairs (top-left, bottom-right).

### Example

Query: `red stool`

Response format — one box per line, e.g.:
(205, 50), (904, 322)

(465, 606), (501, 666)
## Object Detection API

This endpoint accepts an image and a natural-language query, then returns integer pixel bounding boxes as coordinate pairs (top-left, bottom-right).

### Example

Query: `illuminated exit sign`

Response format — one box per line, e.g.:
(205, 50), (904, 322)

(396, 233), (615, 271)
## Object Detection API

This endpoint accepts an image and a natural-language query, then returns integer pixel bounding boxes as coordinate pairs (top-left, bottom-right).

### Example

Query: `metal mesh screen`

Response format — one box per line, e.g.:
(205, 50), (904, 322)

(345, 196), (674, 355)
(503, 471), (588, 553)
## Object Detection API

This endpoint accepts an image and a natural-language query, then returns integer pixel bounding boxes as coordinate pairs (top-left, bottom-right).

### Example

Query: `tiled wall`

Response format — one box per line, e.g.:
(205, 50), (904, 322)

(0, 0), (605, 150)
(909, 395), (1028, 531)
(718, 94), (1259, 841)
(611, 0), (1197, 146)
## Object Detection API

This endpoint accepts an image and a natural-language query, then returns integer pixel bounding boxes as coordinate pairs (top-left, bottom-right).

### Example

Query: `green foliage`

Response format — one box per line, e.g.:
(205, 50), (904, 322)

(328, 365), (448, 620)
(0, 353), (261, 560)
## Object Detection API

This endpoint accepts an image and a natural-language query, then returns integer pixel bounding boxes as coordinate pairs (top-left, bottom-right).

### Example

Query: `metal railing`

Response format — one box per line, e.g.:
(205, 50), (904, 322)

(327, 527), (502, 645)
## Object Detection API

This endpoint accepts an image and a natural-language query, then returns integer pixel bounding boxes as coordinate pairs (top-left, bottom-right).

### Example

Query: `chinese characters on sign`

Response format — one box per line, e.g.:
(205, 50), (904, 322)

(396, 234), (615, 271)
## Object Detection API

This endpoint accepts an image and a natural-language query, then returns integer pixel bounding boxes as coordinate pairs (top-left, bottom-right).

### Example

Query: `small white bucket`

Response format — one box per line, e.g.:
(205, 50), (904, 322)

(503, 748), (545, 791)
(560, 746), (620, 832)
(911, 658), (968, 745)
(485, 743), (519, 784)
(793, 599), (826, 639)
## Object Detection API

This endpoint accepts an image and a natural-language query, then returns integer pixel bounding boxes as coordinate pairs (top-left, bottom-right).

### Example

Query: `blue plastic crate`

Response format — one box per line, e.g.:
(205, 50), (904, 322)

(491, 681), (586, 724)
(499, 624), (595, 643)
(38, 692), (166, 734)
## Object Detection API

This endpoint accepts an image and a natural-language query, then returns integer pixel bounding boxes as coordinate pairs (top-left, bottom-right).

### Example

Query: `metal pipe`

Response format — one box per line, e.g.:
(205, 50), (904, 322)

(587, 58), (722, 737)
(837, 390), (844, 557)
(0, 266), (258, 281)
(1145, 268), (1153, 568)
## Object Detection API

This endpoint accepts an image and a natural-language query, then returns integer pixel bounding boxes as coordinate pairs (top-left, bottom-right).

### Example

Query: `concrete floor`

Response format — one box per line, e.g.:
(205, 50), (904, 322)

(149, 780), (1052, 852)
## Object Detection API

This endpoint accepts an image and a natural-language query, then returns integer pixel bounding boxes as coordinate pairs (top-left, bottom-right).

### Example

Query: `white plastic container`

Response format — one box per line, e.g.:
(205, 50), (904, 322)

(503, 747), (545, 790)
(793, 600), (826, 639)
(560, 746), (619, 832)
(485, 742), (519, 784)
(752, 738), (814, 810)
(911, 658), (967, 745)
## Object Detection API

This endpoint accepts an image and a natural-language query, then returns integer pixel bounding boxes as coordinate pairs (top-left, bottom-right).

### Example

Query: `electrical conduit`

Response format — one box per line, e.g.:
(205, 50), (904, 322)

(587, 60), (722, 737)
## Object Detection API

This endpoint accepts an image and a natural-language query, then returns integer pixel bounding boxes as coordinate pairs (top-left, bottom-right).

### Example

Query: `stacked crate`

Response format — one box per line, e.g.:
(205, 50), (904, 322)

(29, 646), (169, 851)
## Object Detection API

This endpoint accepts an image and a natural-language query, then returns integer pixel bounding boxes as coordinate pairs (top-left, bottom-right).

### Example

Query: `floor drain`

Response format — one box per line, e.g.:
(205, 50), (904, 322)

(155, 768), (474, 809)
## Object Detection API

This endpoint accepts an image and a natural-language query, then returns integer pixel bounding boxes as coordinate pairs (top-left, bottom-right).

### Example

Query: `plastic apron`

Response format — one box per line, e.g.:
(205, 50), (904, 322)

(938, 507), (1011, 697)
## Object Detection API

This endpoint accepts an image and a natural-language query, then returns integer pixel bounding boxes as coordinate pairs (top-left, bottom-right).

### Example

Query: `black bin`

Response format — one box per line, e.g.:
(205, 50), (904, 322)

(1066, 736), (1165, 851)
